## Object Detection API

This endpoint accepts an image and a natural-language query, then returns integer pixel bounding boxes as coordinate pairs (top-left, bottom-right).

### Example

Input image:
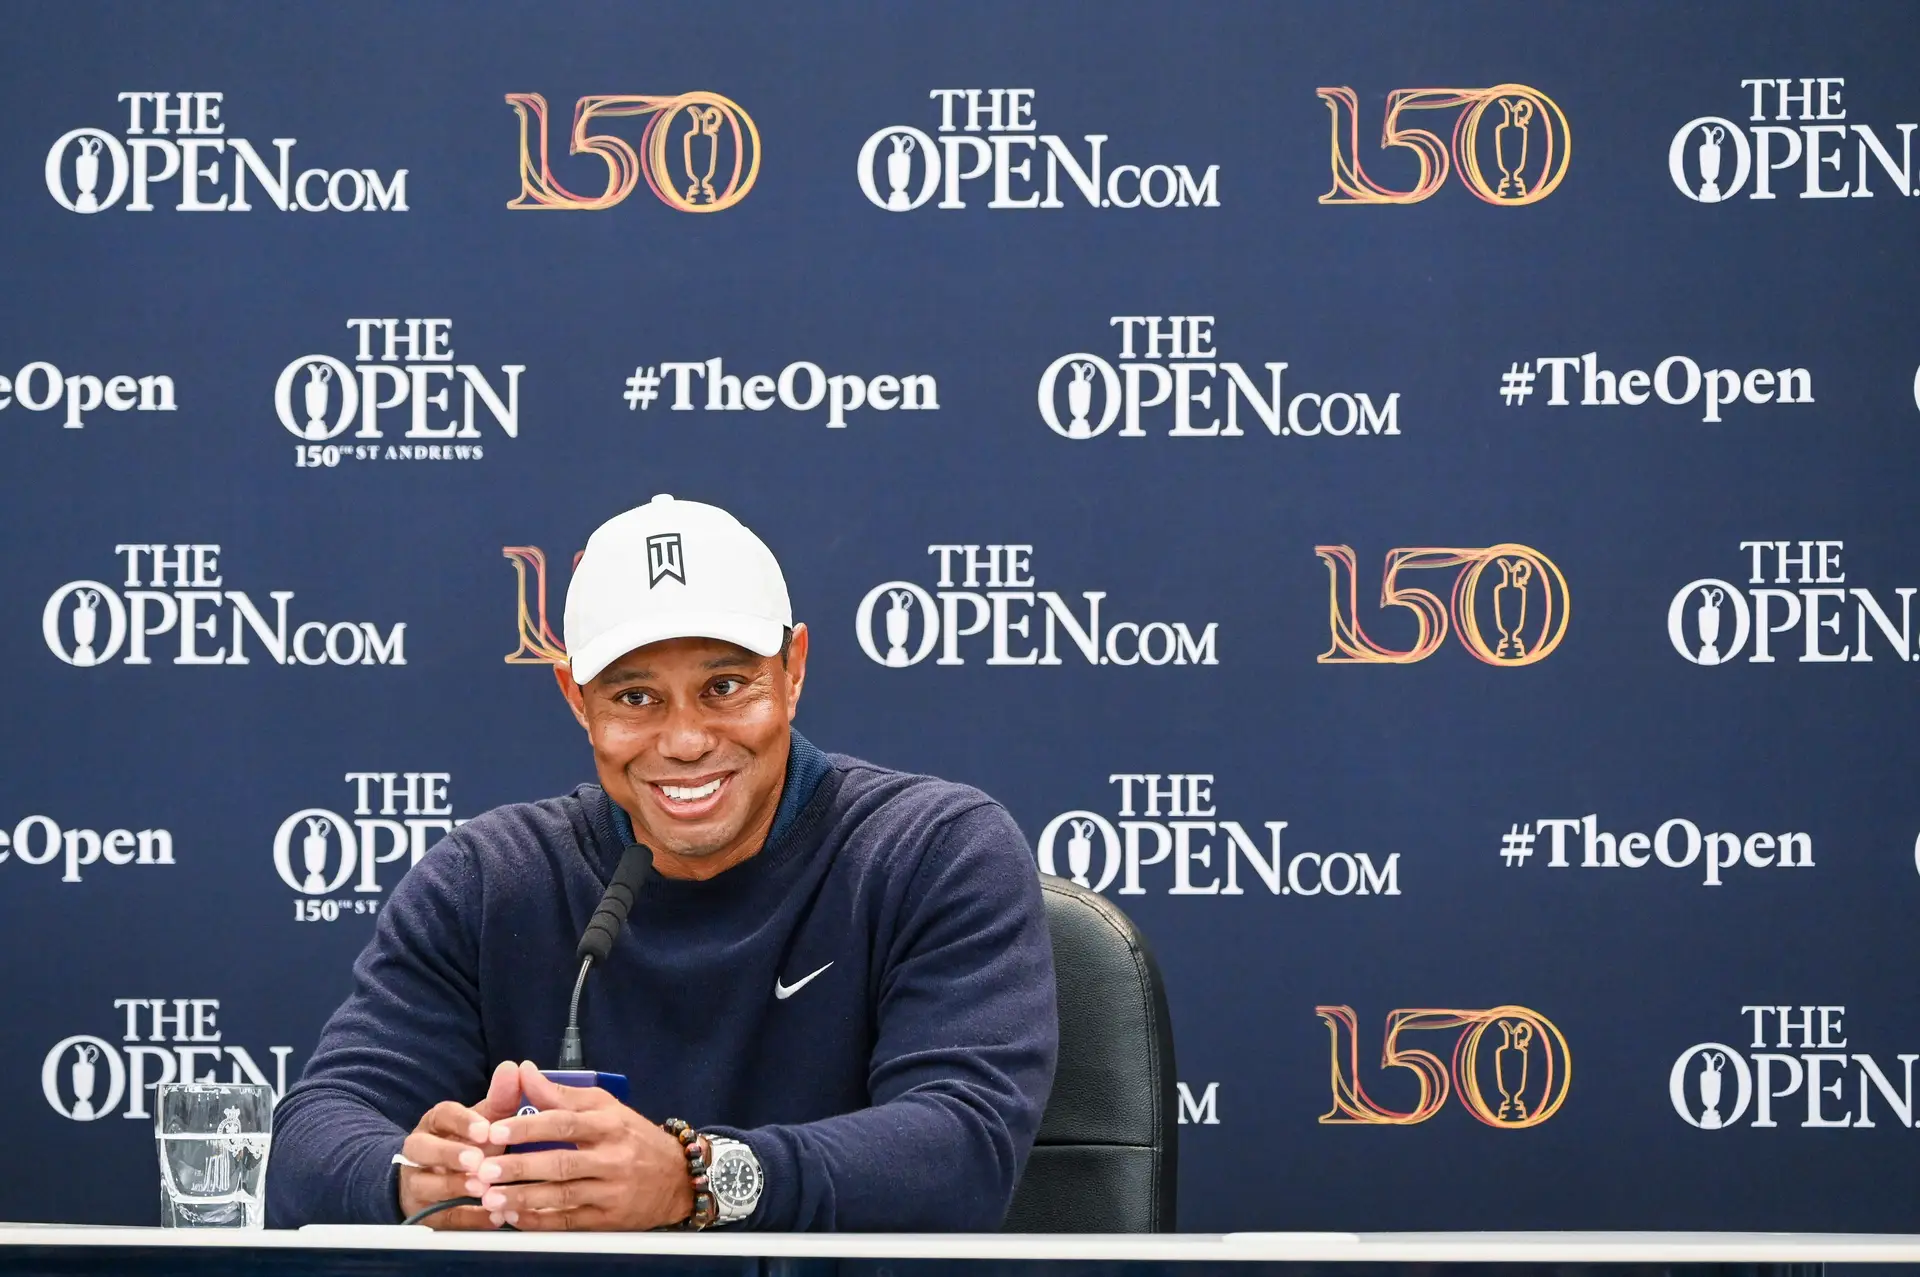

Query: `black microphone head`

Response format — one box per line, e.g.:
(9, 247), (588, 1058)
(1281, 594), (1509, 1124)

(576, 844), (649, 963)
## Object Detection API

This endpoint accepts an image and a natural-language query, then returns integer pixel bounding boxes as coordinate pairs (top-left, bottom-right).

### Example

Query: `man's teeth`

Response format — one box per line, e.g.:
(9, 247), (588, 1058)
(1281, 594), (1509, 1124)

(659, 778), (723, 803)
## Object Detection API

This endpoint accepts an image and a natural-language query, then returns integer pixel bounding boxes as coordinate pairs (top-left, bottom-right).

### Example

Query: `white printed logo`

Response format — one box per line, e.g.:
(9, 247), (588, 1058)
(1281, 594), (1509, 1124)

(1668, 540), (1916, 666)
(43, 1000), (294, 1122)
(858, 89), (1219, 212)
(1, 816), (173, 883)
(0, 362), (176, 429)
(856, 545), (1218, 669)
(1036, 774), (1400, 898)
(773, 962), (834, 1000)
(46, 92), (407, 214)
(1669, 78), (1918, 203)
(275, 318), (523, 467)
(1040, 316), (1399, 442)
(274, 773), (465, 918)
(1671, 1006), (1920, 1130)
(44, 544), (407, 668)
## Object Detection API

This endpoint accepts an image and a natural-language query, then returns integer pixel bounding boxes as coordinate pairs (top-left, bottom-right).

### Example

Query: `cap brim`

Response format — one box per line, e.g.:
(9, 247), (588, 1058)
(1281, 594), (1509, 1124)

(570, 612), (787, 684)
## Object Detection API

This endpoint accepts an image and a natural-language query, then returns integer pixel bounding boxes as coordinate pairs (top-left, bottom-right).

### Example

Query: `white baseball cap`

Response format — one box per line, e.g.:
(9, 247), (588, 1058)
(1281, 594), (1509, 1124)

(563, 495), (792, 685)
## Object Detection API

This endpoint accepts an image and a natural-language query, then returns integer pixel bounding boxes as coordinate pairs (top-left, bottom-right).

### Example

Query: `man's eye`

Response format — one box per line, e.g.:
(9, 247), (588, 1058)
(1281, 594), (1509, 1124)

(619, 690), (656, 707)
(709, 678), (742, 696)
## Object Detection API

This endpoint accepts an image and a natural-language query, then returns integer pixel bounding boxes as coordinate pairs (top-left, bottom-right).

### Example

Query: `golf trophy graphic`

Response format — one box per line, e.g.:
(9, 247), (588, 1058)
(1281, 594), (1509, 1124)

(301, 363), (334, 440)
(69, 1044), (101, 1120)
(74, 136), (106, 212)
(1493, 97), (1535, 199)
(1493, 1019), (1534, 1121)
(301, 819), (332, 894)
(1066, 362), (1097, 438)
(70, 588), (103, 666)
(883, 590), (915, 667)
(1696, 125), (1726, 202)
(885, 134), (916, 210)
(1491, 557), (1534, 659)
(1065, 819), (1096, 889)
(682, 104), (722, 205)
(200, 1108), (244, 1195)
(1695, 586), (1725, 664)
(1697, 1050), (1727, 1128)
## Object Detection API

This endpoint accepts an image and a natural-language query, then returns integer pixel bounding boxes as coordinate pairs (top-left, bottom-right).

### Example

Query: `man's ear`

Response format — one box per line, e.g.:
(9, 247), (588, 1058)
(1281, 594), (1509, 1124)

(554, 663), (590, 729)
(783, 623), (809, 722)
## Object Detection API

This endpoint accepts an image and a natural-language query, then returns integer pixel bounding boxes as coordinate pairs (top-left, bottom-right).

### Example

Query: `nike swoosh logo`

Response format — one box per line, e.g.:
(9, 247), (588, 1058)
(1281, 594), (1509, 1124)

(774, 961), (834, 1000)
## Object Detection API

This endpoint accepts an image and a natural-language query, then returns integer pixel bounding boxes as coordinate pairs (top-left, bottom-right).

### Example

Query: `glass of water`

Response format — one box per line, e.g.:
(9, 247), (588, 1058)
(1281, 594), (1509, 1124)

(155, 1082), (273, 1228)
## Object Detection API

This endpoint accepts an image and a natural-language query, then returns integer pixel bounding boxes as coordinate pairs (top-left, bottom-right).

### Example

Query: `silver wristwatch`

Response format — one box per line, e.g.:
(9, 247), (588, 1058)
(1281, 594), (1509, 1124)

(705, 1136), (763, 1224)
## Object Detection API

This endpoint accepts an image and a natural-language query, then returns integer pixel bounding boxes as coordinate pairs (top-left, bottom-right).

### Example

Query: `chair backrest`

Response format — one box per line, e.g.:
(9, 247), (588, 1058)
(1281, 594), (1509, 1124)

(1003, 876), (1178, 1233)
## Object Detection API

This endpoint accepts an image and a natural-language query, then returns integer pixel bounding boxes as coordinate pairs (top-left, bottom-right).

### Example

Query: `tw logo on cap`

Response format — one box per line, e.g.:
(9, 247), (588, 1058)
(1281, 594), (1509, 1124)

(646, 533), (685, 587)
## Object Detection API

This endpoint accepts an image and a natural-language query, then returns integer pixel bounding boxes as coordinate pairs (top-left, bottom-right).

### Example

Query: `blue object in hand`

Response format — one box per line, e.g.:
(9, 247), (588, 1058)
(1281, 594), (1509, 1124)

(508, 1070), (629, 1153)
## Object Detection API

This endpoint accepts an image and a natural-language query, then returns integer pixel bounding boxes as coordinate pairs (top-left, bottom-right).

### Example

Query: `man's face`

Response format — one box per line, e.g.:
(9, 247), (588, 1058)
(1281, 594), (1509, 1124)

(557, 626), (808, 874)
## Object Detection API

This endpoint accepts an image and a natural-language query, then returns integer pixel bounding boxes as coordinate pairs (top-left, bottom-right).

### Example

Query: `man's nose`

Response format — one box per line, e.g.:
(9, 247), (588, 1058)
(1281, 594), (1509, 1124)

(654, 700), (719, 762)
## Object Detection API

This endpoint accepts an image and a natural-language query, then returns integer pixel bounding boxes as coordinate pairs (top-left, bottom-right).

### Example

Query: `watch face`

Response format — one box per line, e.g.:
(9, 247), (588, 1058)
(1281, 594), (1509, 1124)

(711, 1147), (762, 1209)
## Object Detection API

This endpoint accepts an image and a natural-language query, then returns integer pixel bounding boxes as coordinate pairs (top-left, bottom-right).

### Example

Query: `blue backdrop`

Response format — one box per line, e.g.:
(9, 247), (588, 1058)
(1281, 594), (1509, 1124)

(4, 0), (1919, 1233)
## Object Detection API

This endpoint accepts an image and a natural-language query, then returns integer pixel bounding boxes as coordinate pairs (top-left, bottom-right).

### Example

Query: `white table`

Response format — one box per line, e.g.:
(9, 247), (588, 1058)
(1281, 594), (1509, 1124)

(3, 1225), (1920, 1266)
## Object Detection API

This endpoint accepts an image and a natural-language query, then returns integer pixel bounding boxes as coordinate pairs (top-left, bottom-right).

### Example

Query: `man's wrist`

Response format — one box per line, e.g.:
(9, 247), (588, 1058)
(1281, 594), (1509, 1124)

(702, 1135), (763, 1226)
(661, 1118), (716, 1229)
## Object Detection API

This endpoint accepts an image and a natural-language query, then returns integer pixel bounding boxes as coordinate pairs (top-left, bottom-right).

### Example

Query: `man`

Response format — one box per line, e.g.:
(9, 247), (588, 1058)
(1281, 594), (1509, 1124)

(267, 495), (1058, 1232)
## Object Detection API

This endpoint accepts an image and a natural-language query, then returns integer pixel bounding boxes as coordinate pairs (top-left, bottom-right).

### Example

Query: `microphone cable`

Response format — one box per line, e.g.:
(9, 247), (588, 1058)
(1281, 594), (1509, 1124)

(401, 1196), (483, 1227)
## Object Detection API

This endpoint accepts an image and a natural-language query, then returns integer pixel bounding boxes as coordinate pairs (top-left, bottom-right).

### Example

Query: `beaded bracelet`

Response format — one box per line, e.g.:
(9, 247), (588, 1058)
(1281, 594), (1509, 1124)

(661, 1118), (716, 1230)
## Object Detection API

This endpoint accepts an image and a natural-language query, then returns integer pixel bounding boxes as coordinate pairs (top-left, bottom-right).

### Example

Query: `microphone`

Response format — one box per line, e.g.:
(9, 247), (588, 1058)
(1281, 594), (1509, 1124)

(557, 843), (648, 1069)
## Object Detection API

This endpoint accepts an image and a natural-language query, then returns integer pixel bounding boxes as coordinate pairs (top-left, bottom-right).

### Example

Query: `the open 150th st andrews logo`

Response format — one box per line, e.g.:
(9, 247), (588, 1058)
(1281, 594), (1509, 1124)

(1318, 544), (1570, 665)
(1319, 84), (1570, 205)
(505, 92), (758, 212)
(274, 772), (467, 923)
(275, 318), (524, 469)
(1318, 1005), (1571, 1128)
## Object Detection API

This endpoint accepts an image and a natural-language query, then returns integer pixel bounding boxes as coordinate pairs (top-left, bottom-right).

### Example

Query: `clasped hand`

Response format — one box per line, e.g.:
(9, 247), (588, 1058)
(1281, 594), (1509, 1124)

(398, 1060), (696, 1230)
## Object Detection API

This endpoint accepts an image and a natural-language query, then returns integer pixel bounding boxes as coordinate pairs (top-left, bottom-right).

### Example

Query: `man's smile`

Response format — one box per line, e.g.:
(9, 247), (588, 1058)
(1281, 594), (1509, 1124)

(647, 772), (733, 819)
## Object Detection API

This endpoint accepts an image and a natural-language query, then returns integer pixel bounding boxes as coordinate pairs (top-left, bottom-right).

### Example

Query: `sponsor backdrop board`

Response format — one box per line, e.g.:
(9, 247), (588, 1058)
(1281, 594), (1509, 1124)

(3, 0), (1918, 1233)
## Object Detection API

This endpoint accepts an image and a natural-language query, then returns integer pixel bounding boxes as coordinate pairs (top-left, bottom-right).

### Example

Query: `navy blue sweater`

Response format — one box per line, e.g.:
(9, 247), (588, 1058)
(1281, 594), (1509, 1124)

(266, 735), (1058, 1231)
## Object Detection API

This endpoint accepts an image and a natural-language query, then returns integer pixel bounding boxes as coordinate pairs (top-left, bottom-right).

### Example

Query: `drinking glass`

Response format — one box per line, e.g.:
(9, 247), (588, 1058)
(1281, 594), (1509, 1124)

(155, 1082), (273, 1228)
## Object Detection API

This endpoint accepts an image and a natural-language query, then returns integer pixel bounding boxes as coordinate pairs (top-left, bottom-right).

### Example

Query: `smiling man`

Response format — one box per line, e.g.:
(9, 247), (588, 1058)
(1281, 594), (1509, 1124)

(267, 495), (1058, 1232)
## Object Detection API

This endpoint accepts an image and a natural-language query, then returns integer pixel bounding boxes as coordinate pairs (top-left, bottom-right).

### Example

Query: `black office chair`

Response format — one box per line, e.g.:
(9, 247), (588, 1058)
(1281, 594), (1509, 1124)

(1003, 876), (1178, 1233)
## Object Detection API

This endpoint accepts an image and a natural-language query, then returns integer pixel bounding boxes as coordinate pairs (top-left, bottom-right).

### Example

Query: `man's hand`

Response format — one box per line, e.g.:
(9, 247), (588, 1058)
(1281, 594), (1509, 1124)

(462, 1060), (696, 1231)
(397, 1060), (524, 1229)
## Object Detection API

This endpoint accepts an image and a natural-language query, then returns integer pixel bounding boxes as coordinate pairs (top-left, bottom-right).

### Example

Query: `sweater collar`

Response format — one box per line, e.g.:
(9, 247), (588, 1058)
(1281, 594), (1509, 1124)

(597, 729), (830, 874)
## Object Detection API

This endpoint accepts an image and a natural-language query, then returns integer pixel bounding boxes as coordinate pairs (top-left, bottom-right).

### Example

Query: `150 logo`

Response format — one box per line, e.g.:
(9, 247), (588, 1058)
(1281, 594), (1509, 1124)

(1318, 1005), (1570, 1128)
(1318, 544), (1569, 665)
(1319, 85), (1570, 205)
(506, 92), (758, 211)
